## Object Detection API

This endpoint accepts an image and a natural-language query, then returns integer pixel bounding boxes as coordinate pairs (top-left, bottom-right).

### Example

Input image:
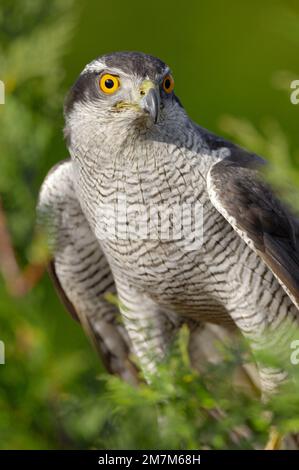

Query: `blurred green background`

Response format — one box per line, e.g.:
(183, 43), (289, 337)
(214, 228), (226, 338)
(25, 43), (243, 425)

(0, 0), (299, 449)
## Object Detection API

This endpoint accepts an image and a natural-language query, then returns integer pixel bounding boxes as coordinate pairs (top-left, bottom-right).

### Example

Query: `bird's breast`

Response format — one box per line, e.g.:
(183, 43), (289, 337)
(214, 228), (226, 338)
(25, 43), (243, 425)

(73, 143), (240, 315)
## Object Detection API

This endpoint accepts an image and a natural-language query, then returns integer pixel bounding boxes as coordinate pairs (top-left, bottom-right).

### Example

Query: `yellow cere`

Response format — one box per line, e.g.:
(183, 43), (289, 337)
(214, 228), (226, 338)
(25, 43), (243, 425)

(140, 79), (156, 95)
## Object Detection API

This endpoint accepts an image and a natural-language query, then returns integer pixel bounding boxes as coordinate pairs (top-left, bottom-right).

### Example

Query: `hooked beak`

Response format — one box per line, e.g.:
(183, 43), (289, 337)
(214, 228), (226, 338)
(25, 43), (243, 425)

(140, 83), (160, 124)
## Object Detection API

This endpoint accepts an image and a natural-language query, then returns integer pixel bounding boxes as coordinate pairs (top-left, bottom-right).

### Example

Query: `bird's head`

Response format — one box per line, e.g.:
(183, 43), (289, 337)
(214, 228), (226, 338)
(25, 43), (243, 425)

(64, 51), (185, 151)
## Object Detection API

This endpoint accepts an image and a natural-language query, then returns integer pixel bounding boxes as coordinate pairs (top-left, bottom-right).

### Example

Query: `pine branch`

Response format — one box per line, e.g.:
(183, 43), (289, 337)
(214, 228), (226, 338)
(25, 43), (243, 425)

(0, 198), (46, 297)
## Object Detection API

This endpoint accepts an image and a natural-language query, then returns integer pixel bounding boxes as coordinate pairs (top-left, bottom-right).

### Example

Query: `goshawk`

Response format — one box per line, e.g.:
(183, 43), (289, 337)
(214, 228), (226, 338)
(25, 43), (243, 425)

(38, 51), (299, 394)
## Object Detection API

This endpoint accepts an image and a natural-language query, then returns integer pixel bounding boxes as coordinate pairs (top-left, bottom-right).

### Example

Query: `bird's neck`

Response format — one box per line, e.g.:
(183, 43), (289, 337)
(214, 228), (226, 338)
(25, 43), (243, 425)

(70, 120), (217, 184)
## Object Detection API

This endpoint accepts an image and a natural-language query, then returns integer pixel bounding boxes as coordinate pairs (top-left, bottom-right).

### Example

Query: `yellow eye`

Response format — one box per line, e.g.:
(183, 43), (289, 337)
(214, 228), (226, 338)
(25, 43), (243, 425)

(99, 74), (120, 94)
(162, 74), (174, 93)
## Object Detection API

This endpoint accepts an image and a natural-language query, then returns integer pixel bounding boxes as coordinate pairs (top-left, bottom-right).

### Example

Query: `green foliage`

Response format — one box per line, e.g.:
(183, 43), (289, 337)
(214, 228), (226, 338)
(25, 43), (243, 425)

(1, 0), (299, 450)
(0, 0), (101, 450)
(0, 0), (74, 253)
(41, 328), (299, 450)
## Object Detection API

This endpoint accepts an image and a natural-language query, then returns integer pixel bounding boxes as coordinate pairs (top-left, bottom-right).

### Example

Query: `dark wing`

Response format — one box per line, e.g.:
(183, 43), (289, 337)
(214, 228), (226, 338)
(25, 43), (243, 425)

(38, 160), (140, 385)
(207, 146), (299, 310)
(48, 260), (79, 322)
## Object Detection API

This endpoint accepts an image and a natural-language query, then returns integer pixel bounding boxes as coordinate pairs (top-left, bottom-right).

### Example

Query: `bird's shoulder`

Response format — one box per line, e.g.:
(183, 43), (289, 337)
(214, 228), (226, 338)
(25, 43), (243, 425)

(204, 131), (299, 309)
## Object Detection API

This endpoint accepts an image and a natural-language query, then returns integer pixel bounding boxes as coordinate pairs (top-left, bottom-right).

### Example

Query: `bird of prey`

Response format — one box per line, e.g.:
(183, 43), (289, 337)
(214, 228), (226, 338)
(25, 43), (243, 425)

(38, 51), (299, 397)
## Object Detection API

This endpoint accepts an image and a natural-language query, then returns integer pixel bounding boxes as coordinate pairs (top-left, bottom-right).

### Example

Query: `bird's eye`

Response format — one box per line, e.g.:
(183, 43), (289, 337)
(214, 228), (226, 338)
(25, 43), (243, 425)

(162, 74), (174, 93)
(99, 74), (120, 94)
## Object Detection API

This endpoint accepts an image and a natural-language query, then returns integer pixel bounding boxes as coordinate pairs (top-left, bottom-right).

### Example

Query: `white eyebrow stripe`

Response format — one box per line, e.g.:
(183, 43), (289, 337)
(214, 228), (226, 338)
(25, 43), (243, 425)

(82, 62), (132, 79)
(82, 59), (171, 81)
(82, 59), (106, 74)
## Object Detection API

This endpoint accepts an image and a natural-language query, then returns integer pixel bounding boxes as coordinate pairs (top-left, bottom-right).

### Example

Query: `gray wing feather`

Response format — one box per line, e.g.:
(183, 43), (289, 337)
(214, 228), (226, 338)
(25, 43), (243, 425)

(37, 159), (140, 384)
(207, 148), (299, 310)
